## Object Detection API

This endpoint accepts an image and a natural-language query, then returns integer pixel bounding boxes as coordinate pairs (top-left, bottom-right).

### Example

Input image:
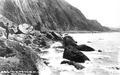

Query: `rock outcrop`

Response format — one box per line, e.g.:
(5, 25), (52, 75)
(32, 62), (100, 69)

(63, 35), (77, 47)
(0, 20), (63, 74)
(61, 60), (85, 70)
(77, 44), (95, 51)
(62, 35), (90, 63)
(63, 45), (90, 63)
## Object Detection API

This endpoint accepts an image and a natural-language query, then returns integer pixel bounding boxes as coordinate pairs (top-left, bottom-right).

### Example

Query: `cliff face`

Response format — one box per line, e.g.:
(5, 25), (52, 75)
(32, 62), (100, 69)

(88, 20), (110, 31)
(0, 0), (109, 31)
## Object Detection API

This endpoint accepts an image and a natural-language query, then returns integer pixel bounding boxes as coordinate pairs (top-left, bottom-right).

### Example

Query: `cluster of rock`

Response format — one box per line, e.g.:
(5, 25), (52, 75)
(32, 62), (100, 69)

(61, 35), (95, 69)
(0, 22), (63, 75)
(0, 0), (110, 74)
(0, 20), (97, 74)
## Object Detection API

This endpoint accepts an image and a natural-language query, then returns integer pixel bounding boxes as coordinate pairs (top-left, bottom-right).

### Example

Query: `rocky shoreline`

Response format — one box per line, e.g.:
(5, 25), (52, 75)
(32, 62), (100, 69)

(0, 21), (100, 75)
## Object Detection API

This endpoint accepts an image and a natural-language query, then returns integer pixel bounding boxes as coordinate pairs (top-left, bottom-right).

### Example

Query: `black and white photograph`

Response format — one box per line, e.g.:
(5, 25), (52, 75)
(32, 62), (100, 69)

(0, 0), (119, 75)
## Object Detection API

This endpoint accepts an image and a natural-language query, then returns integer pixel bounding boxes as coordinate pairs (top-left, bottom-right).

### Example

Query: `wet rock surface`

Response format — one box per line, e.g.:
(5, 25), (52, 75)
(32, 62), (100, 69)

(63, 35), (77, 47)
(63, 45), (90, 63)
(77, 44), (95, 51)
(62, 35), (94, 63)
(61, 60), (85, 70)
(0, 26), (119, 75)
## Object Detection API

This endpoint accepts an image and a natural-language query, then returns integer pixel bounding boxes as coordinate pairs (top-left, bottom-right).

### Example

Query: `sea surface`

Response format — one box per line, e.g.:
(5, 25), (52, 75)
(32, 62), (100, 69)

(69, 32), (120, 75)
(40, 32), (120, 75)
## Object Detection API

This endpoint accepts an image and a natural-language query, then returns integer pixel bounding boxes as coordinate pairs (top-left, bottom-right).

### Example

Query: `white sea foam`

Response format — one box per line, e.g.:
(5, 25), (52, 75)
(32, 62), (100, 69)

(39, 32), (120, 75)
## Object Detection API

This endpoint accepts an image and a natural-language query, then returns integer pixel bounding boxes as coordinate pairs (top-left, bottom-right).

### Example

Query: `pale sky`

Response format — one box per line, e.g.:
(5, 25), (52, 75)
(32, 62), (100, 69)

(65, 0), (120, 28)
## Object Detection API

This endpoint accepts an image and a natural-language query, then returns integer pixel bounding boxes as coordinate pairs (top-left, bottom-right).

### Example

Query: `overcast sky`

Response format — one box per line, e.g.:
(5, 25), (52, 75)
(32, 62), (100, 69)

(65, 0), (120, 28)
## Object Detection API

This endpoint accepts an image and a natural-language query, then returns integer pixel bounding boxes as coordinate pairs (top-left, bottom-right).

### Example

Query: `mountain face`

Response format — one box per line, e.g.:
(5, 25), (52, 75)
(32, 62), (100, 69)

(88, 20), (110, 31)
(0, 0), (109, 31)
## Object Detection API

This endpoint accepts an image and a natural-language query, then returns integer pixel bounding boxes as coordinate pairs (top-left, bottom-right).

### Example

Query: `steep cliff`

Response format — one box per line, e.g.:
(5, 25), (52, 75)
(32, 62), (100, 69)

(88, 20), (110, 31)
(0, 0), (109, 31)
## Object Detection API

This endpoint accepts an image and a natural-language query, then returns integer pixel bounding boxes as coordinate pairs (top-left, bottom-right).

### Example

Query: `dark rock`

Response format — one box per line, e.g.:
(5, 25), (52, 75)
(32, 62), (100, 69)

(24, 40), (32, 45)
(61, 60), (85, 70)
(87, 41), (92, 43)
(63, 35), (95, 52)
(63, 46), (90, 63)
(77, 44), (95, 51)
(34, 48), (41, 53)
(44, 61), (49, 66)
(110, 67), (120, 70)
(33, 37), (47, 47)
(42, 31), (53, 39)
(46, 33), (53, 39)
(116, 67), (120, 70)
(98, 50), (102, 52)
(62, 35), (91, 62)
(63, 35), (77, 47)
(50, 32), (62, 41)
(41, 31), (62, 41)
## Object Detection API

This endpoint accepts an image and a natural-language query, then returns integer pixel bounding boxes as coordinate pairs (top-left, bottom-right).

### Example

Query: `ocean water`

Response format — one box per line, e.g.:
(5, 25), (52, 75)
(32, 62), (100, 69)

(69, 32), (120, 75)
(40, 32), (120, 75)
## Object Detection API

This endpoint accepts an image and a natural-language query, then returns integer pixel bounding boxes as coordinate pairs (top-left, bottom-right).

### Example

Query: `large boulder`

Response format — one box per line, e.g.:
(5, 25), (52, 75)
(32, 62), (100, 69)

(63, 35), (95, 51)
(77, 44), (95, 51)
(63, 35), (77, 47)
(19, 23), (33, 34)
(61, 60), (85, 70)
(63, 45), (90, 63)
